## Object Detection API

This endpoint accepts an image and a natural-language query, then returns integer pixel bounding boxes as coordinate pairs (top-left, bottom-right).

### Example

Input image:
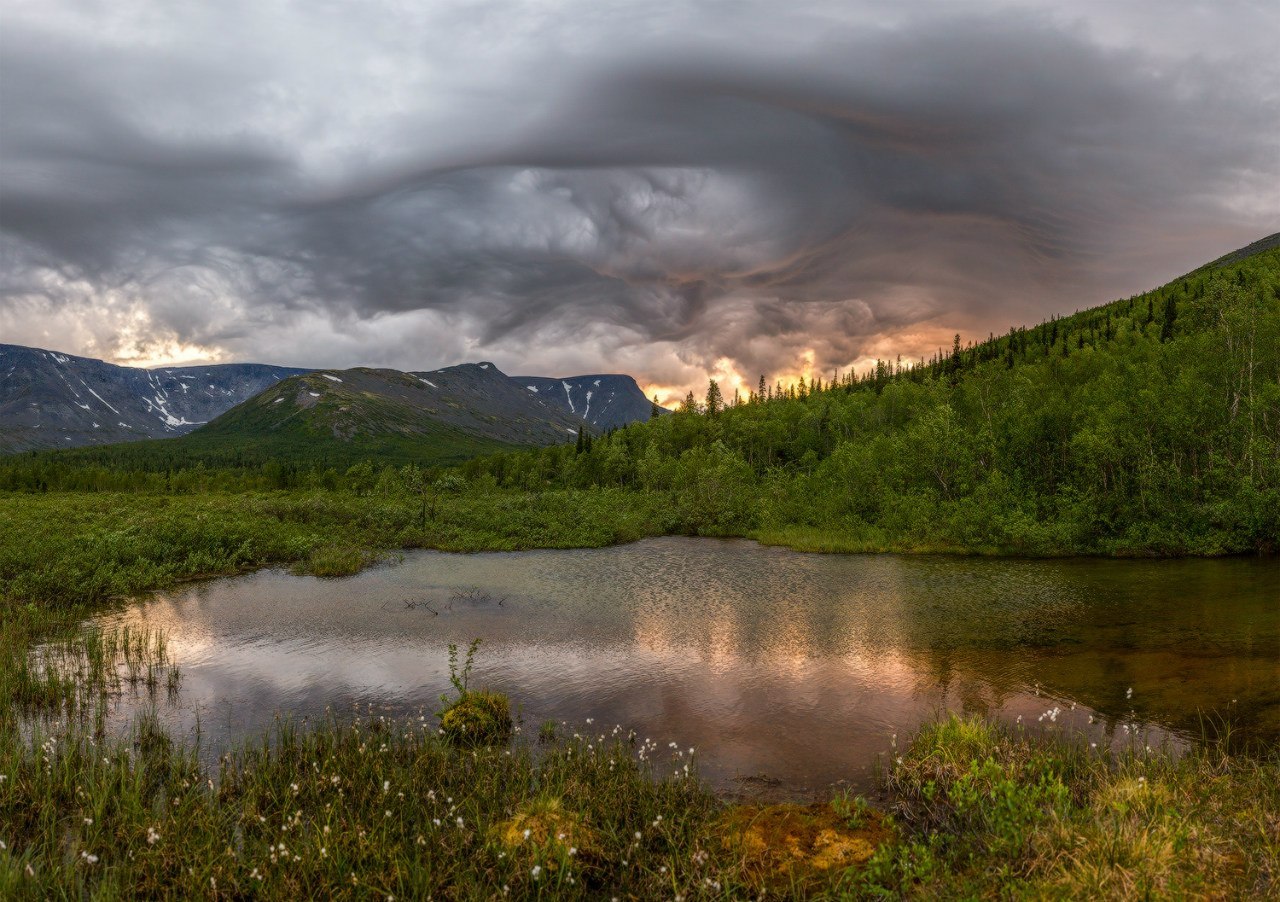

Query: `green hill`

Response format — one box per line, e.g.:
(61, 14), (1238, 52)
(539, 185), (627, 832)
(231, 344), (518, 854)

(458, 234), (1280, 555)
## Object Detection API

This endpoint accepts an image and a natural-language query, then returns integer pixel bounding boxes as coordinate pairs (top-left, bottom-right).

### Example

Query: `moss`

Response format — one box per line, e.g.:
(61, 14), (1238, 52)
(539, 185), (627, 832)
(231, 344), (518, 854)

(438, 690), (512, 746)
(717, 800), (890, 892)
(493, 796), (600, 871)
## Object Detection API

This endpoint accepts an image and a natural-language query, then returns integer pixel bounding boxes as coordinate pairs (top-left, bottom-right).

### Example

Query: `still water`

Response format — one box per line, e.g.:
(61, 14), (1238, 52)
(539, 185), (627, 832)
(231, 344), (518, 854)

(96, 538), (1279, 796)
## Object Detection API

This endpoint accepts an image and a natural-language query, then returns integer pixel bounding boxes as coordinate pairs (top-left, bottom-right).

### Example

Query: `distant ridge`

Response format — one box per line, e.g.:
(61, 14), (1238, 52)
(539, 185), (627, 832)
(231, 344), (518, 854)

(0, 347), (667, 454)
(513, 374), (662, 430)
(0, 344), (307, 453)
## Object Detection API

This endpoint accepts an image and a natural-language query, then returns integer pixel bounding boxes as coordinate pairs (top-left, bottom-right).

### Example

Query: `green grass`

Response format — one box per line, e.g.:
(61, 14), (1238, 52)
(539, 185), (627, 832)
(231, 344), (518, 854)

(0, 488), (673, 612)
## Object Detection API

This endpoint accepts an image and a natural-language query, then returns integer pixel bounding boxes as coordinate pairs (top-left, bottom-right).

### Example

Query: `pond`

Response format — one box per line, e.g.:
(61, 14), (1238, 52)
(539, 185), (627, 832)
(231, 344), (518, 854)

(93, 538), (1279, 797)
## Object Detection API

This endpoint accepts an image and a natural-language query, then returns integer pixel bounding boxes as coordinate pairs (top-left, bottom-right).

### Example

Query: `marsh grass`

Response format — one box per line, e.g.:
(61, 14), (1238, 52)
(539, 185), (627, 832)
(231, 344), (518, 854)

(0, 714), (734, 899)
(843, 716), (1280, 899)
(1, 698), (1277, 899)
(0, 607), (178, 726)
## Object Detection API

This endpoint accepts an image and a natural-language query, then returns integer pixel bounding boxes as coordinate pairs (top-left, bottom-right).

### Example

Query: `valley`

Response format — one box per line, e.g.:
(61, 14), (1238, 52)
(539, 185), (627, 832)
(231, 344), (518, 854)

(2, 235), (1278, 898)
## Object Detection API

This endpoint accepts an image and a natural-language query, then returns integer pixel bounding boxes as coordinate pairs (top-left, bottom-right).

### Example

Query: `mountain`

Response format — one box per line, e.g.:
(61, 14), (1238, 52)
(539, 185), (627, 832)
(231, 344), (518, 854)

(0, 346), (668, 455)
(0, 344), (307, 453)
(195, 362), (585, 453)
(513, 374), (662, 429)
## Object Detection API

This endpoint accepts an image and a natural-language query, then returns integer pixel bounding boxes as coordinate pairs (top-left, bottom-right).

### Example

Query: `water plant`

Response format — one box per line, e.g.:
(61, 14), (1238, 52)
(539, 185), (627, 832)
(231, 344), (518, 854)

(436, 640), (513, 746)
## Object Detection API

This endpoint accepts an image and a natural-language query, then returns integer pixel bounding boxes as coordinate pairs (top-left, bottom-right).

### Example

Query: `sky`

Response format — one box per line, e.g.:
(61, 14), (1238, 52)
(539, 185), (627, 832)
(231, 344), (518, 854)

(1, 0), (1277, 402)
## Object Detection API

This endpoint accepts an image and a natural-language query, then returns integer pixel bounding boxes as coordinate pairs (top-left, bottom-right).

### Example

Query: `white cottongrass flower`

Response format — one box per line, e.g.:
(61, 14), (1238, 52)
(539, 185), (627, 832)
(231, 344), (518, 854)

(531, 865), (542, 879)
(146, 828), (160, 845)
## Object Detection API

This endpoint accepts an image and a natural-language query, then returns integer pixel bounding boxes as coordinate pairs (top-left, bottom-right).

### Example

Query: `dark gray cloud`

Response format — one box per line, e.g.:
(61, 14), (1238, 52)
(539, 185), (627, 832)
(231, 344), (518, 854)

(1, 0), (1276, 396)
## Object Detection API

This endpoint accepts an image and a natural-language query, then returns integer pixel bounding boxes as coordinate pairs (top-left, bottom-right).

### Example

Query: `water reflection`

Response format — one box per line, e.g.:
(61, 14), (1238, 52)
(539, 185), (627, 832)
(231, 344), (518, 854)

(93, 538), (1279, 796)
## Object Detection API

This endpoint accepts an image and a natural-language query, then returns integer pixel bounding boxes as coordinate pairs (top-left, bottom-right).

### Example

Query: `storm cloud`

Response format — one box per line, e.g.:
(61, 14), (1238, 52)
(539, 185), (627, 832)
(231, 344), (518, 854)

(1, 0), (1277, 397)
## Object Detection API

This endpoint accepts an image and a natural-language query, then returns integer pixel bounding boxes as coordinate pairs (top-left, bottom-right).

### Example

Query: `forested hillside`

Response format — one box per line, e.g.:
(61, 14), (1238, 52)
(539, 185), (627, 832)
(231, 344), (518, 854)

(455, 241), (1280, 554)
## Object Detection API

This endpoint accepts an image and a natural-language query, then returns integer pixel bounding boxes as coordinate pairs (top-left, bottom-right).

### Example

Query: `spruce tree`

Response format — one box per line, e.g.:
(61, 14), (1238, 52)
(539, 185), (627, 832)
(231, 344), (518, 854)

(1160, 296), (1178, 342)
(705, 379), (724, 416)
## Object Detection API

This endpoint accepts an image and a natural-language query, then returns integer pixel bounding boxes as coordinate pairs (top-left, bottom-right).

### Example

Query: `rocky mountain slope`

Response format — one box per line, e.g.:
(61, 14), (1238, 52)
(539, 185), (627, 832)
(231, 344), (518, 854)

(0, 345), (307, 453)
(514, 374), (661, 430)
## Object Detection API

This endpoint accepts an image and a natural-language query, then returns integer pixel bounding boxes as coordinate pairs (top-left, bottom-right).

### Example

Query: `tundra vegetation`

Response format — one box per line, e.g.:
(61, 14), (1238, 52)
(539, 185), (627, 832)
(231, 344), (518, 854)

(1, 249), (1278, 896)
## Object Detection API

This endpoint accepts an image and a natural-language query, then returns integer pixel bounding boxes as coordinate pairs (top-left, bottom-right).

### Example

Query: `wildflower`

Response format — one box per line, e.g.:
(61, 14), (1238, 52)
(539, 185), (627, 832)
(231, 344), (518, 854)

(531, 865), (542, 879)
(568, 847), (577, 856)
(523, 829), (531, 840)
(634, 831), (642, 840)
(83, 817), (93, 825)
(383, 780), (390, 793)
(80, 851), (99, 865)
(0, 840), (5, 850)
(456, 817), (464, 828)
(146, 828), (160, 845)
(1126, 687), (1133, 699)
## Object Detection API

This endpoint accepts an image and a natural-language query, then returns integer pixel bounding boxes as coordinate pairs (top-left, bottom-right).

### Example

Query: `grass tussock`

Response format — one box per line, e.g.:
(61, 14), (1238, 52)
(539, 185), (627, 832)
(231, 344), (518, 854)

(846, 716), (1280, 899)
(439, 690), (513, 747)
